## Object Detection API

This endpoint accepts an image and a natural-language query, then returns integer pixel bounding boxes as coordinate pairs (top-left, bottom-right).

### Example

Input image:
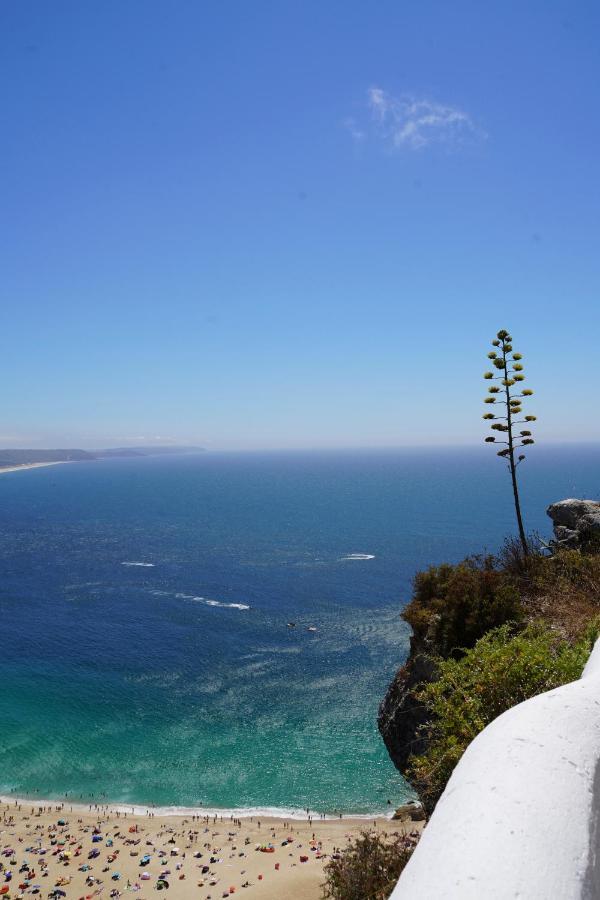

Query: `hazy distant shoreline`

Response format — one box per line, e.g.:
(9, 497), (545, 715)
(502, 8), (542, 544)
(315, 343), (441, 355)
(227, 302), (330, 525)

(0, 446), (206, 472)
(0, 461), (68, 475)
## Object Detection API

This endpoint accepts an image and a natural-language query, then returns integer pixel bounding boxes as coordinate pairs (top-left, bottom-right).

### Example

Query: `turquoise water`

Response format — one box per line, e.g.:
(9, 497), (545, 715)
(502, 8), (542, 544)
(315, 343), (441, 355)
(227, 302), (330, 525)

(0, 447), (597, 814)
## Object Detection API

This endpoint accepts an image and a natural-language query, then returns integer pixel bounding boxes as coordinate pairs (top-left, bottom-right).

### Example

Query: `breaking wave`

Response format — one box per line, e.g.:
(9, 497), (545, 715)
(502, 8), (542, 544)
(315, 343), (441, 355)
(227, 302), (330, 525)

(0, 794), (393, 820)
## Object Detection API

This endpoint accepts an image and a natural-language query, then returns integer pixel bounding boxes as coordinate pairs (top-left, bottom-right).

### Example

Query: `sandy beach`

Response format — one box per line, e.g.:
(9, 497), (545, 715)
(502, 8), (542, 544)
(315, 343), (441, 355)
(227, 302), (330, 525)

(0, 462), (67, 475)
(0, 801), (421, 899)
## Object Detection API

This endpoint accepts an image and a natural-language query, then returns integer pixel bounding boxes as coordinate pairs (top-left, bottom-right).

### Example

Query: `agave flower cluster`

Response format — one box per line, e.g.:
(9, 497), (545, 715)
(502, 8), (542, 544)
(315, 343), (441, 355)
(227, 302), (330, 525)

(482, 329), (536, 464)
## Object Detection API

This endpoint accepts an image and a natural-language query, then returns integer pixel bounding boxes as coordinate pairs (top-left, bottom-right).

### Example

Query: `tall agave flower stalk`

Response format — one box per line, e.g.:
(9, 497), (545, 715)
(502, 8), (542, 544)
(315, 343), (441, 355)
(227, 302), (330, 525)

(483, 329), (536, 557)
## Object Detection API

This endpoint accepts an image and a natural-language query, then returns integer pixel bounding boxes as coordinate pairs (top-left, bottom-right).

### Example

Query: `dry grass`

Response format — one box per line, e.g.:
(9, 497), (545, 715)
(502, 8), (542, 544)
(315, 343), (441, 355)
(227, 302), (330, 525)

(518, 549), (600, 641)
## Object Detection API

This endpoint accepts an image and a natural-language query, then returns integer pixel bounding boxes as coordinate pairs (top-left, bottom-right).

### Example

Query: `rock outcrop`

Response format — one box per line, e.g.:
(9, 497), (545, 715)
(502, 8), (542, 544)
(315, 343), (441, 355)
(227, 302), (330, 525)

(377, 630), (438, 775)
(392, 800), (426, 822)
(547, 499), (600, 550)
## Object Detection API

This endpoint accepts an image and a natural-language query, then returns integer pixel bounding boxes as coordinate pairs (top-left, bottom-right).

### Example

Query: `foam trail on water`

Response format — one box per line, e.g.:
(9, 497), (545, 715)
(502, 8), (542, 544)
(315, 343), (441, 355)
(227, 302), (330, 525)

(204, 599), (250, 610)
(122, 561), (155, 567)
(339, 553), (375, 561)
(179, 593), (250, 611)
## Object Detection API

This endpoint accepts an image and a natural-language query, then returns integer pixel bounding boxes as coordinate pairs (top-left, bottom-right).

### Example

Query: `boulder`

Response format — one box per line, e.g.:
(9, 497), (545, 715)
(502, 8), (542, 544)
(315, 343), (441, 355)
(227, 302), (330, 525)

(546, 499), (600, 550)
(392, 801), (426, 822)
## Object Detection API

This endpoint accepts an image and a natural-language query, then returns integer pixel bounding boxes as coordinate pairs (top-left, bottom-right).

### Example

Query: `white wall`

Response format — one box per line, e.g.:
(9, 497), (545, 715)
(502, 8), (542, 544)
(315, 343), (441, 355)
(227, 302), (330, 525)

(390, 639), (600, 900)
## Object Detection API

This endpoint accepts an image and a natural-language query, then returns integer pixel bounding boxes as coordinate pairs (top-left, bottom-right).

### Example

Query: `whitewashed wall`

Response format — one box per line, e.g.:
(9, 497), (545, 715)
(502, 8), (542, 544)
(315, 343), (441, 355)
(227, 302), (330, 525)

(390, 639), (600, 900)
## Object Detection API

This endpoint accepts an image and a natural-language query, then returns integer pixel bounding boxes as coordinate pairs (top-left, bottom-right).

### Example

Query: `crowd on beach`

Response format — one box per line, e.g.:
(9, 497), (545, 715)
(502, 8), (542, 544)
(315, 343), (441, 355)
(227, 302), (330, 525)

(0, 801), (421, 900)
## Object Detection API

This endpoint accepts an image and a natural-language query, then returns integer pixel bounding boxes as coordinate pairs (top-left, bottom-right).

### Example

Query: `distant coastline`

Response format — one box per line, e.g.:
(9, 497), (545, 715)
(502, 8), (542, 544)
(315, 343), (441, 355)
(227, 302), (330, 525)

(0, 445), (206, 472)
(0, 461), (68, 474)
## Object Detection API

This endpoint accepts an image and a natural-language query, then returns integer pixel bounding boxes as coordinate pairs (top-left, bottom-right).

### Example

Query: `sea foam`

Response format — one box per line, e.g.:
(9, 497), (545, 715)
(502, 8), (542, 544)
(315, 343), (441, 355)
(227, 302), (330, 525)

(0, 795), (393, 821)
(177, 592), (250, 611)
(204, 599), (250, 610)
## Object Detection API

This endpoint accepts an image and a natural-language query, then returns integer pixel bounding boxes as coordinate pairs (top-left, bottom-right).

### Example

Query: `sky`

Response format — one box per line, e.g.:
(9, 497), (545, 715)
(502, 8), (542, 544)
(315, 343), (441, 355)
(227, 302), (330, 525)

(1, 1), (599, 450)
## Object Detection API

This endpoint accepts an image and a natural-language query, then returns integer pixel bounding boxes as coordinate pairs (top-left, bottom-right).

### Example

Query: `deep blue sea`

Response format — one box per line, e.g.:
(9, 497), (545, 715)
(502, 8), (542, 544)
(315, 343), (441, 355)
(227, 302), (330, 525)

(0, 447), (598, 815)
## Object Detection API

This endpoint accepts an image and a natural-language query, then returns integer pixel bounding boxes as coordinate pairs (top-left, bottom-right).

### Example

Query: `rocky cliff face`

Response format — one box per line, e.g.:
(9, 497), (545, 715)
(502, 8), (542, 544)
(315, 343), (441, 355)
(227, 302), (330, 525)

(547, 499), (600, 550)
(377, 629), (438, 774)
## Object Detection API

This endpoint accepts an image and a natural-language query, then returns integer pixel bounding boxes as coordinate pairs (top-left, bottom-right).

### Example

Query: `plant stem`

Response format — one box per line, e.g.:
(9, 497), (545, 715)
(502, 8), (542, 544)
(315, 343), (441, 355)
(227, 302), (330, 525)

(502, 341), (528, 557)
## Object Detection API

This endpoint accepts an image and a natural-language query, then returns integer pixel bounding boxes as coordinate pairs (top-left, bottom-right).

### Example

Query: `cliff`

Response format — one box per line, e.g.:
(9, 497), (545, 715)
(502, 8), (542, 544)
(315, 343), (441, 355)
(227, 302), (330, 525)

(378, 636), (437, 773)
(378, 499), (600, 801)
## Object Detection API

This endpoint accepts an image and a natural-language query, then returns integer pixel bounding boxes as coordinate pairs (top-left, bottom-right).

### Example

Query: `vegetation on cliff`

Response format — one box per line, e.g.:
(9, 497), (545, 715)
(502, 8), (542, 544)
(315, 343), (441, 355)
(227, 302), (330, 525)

(379, 540), (600, 816)
(408, 620), (598, 812)
(321, 831), (415, 900)
(403, 554), (523, 658)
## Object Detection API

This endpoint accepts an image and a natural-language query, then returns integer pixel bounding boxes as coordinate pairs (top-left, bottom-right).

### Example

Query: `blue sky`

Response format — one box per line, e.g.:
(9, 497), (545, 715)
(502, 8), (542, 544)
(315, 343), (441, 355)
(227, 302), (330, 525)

(2, 1), (599, 449)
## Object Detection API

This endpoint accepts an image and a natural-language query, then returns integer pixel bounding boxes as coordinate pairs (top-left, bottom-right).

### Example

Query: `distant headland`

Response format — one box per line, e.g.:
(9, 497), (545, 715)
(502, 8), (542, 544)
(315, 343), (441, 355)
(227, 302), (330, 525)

(0, 446), (205, 472)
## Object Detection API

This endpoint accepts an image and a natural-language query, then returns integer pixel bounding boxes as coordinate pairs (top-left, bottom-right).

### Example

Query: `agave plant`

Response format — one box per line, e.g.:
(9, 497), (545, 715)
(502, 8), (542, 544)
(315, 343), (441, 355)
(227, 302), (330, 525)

(483, 330), (536, 557)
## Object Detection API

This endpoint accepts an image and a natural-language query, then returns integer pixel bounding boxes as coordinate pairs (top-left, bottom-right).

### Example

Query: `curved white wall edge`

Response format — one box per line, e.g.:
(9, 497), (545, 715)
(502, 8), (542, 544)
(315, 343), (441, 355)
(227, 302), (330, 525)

(390, 638), (600, 900)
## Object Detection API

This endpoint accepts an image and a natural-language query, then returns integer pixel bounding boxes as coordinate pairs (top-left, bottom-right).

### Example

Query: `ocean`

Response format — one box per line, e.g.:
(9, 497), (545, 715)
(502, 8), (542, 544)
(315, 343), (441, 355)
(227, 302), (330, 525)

(0, 446), (597, 816)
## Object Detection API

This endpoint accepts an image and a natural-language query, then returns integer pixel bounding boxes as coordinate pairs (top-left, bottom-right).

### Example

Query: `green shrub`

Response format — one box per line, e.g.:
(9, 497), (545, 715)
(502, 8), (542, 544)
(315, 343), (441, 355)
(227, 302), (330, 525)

(403, 557), (523, 657)
(321, 831), (415, 900)
(408, 622), (598, 813)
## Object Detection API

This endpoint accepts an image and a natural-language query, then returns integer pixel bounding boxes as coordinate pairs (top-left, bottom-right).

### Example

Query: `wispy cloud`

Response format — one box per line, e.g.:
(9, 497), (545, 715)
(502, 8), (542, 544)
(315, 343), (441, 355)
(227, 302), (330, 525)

(343, 116), (366, 144)
(355, 87), (483, 151)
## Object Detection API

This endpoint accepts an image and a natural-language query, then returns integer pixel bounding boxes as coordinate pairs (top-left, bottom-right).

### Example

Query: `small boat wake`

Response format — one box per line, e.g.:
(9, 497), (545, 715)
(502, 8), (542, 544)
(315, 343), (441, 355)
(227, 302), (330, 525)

(177, 592), (250, 611)
(339, 553), (375, 561)
(122, 561), (156, 567)
(204, 599), (250, 611)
